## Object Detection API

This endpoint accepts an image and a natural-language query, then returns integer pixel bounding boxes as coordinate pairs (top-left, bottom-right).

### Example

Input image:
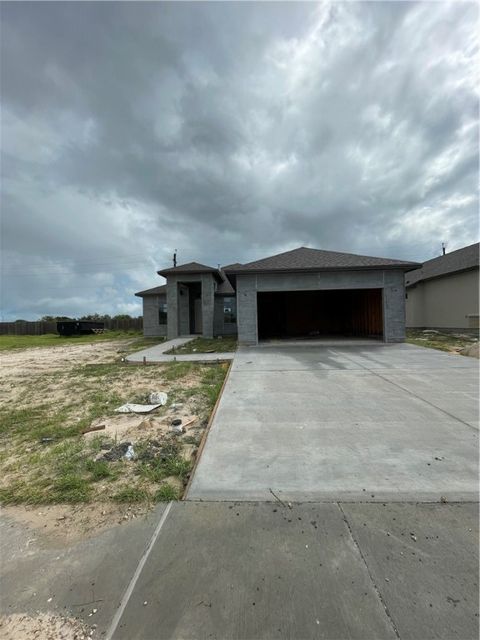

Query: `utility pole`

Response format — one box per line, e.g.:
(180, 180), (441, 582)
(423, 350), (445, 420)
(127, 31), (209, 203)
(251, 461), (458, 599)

(442, 242), (446, 256)
(173, 250), (177, 267)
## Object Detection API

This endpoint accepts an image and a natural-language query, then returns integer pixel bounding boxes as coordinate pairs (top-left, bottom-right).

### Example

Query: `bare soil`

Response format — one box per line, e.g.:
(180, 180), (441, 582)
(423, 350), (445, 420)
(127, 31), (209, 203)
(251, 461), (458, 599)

(0, 612), (96, 640)
(0, 340), (126, 403)
(1, 502), (152, 547)
(0, 337), (227, 542)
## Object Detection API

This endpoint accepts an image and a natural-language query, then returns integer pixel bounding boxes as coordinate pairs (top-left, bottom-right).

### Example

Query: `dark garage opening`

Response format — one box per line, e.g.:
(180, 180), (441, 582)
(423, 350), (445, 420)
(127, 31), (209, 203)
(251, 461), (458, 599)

(257, 289), (383, 340)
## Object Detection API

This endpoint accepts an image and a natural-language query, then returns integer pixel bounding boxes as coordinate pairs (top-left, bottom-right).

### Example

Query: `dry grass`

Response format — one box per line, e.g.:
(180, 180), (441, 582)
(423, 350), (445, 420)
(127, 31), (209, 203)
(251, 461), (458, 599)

(0, 338), (228, 506)
(406, 329), (479, 354)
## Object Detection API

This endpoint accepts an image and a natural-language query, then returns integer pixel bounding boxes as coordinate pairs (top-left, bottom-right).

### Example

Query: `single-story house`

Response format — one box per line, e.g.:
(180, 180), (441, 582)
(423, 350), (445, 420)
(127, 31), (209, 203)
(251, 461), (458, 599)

(136, 246), (421, 344)
(405, 242), (479, 330)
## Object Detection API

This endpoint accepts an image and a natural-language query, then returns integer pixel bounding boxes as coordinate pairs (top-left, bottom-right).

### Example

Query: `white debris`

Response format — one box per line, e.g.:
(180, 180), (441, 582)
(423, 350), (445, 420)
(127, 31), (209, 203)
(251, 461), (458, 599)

(115, 403), (162, 414)
(148, 391), (168, 405)
(124, 445), (135, 460)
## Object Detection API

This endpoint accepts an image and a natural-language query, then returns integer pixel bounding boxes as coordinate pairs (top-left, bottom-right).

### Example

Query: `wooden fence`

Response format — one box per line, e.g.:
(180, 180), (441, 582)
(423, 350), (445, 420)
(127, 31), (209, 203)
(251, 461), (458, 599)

(0, 318), (143, 335)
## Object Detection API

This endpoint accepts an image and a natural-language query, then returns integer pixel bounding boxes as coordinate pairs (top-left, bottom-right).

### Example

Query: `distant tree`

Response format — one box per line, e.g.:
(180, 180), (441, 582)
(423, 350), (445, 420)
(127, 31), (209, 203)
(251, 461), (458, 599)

(79, 313), (111, 321)
(112, 314), (132, 320)
(41, 315), (73, 321)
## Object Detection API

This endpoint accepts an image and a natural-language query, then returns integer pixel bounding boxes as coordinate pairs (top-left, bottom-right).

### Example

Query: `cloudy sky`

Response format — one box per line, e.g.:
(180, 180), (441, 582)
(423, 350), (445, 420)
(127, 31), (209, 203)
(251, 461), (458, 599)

(1, 1), (478, 320)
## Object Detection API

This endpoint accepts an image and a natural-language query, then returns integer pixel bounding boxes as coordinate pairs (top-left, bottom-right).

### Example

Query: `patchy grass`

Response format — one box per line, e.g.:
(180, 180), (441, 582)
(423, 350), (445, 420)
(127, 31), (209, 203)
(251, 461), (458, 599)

(406, 329), (478, 354)
(155, 484), (179, 501)
(112, 486), (152, 503)
(165, 336), (237, 355)
(0, 338), (229, 505)
(0, 330), (145, 351)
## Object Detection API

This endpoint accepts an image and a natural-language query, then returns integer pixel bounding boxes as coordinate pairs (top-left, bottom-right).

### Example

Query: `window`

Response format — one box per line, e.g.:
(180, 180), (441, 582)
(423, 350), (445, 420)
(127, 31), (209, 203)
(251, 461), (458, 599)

(223, 297), (236, 324)
(159, 302), (167, 325)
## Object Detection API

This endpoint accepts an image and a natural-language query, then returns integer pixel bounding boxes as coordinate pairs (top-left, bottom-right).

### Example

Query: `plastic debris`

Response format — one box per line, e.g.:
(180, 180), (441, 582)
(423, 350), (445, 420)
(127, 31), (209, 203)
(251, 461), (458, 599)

(102, 442), (132, 461)
(171, 418), (183, 434)
(115, 403), (162, 414)
(124, 445), (135, 460)
(148, 391), (168, 405)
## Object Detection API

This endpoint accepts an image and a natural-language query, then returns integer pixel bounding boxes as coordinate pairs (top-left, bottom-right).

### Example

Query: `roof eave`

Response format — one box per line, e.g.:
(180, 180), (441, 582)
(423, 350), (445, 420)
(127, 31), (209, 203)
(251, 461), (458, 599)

(406, 264), (479, 287)
(228, 263), (421, 275)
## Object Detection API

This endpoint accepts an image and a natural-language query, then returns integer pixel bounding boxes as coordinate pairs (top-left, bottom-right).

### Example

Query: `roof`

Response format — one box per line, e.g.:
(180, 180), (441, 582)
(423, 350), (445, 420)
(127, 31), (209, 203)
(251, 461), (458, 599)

(157, 261), (219, 277)
(406, 242), (479, 287)
(221, 262), (243, 270)
(225, 247), (420, 274)
(216, 271), (235, 295)
(135, 284), (167, 297)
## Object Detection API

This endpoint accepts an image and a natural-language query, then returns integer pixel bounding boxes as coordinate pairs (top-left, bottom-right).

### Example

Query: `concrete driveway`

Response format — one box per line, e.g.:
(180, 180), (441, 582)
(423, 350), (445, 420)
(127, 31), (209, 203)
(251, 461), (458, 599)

(188, 341), (479, 502)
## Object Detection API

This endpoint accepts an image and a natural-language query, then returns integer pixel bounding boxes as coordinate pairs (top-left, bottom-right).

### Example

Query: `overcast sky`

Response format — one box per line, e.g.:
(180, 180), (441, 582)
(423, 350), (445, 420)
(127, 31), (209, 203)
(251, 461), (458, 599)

(1, 1), (478, 320)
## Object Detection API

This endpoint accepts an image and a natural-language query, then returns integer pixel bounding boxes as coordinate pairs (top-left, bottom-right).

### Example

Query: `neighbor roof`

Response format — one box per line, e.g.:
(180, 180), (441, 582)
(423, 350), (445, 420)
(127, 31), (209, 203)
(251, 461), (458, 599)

(135, 284), (167, 297)
(225, 247), (420, 274)
(406, 242), (479, 287)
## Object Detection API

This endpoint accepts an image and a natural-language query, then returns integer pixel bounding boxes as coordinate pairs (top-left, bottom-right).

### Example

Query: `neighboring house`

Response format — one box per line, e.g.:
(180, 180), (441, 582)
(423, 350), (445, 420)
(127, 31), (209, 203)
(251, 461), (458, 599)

(405, 242), (480, 330)
(136, 246), (420, 344)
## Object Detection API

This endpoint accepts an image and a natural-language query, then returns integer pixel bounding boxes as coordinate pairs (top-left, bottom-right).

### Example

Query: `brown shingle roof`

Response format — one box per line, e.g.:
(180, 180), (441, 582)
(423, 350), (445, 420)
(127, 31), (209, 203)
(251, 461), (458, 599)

(157, 261), (219, 277)
(406, 242), (479, 286)
(135, 284), (167, 297)
(225, 247), (420, 273)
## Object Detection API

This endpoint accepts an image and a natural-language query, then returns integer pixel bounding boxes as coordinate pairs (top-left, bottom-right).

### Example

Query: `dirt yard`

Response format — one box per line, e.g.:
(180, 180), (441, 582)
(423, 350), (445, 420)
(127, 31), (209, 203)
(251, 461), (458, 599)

(0, 337), (228, 542)
(406, 329), (479, 356)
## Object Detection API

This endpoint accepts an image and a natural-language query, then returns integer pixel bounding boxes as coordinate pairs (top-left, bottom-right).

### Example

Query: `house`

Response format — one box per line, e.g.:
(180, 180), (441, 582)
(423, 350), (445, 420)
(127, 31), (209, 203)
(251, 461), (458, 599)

(405, 242), (479, 330)
(136, 247), (421, 344)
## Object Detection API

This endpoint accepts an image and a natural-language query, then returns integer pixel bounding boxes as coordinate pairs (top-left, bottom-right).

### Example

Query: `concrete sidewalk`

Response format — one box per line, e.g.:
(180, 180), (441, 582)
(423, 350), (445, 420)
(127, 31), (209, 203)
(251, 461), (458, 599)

(126, 337), (235, 363)
(188, 342), (479, 501)
(1, 502), (478, 640)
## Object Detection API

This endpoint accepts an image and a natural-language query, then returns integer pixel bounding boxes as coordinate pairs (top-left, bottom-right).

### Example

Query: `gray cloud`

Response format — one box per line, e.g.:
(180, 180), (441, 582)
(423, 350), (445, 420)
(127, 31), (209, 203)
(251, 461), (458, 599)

(1, 1), (478, 319)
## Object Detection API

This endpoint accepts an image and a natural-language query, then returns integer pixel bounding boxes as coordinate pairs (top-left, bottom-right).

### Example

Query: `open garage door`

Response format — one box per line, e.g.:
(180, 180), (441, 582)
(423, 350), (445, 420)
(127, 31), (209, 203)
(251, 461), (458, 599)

(257, 289), (383, 340)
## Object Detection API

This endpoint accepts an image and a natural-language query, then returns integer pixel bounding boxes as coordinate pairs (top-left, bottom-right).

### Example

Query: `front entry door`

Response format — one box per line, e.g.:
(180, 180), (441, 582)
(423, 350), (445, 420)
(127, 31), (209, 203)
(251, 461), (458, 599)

(194, 298), (203, 334)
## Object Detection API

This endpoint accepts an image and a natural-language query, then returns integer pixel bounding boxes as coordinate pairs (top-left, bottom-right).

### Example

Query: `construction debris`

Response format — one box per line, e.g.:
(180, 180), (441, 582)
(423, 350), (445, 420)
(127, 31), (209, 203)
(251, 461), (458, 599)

(115, 403), (162, 414)
(148, 391), (168, 405)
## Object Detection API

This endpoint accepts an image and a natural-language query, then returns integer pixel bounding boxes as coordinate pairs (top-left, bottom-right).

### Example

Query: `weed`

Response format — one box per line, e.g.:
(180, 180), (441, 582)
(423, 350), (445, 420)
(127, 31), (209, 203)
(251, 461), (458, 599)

(155, 484), (179, 501)
(163, 456), (191, 480)
(164, 337), (237, 355)
(163, 362), (195, 381)
(86, 459), (117, 481)
(113, 486), (151, 503)
(50, 474), (91, 503)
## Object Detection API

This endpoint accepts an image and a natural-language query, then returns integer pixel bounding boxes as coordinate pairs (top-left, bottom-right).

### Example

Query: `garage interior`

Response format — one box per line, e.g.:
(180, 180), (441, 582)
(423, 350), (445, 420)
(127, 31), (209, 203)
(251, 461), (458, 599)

(257, 289), (384, 340)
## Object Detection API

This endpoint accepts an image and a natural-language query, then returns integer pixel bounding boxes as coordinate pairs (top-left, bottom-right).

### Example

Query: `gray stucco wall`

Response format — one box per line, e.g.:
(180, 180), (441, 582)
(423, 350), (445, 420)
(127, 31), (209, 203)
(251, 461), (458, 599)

(166, 273), (216, 339)
(406, 268), (479, 329)
(236, 269), (407, 344)
(213, 296), (238, 336)
(142, 294), (167, 338)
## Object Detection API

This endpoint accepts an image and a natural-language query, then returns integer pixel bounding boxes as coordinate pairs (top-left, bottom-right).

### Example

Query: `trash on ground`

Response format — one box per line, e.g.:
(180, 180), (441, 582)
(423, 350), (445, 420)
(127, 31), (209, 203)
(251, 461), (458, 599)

(102, 442), (132, 461)
(148, 391), (168, 405)
(171, 418), (184, 434)
(124, 445), (135, 460)
(81, 424), (106, 435)
(40, 437), (55, 444)
(115, 403), (162, 414)
(181, 416), (198, 429)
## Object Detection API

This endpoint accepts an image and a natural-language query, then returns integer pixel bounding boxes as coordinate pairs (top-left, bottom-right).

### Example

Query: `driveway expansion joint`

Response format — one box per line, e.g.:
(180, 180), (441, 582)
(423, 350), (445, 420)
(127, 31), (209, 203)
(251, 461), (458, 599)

(337, 502), (402, 640)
